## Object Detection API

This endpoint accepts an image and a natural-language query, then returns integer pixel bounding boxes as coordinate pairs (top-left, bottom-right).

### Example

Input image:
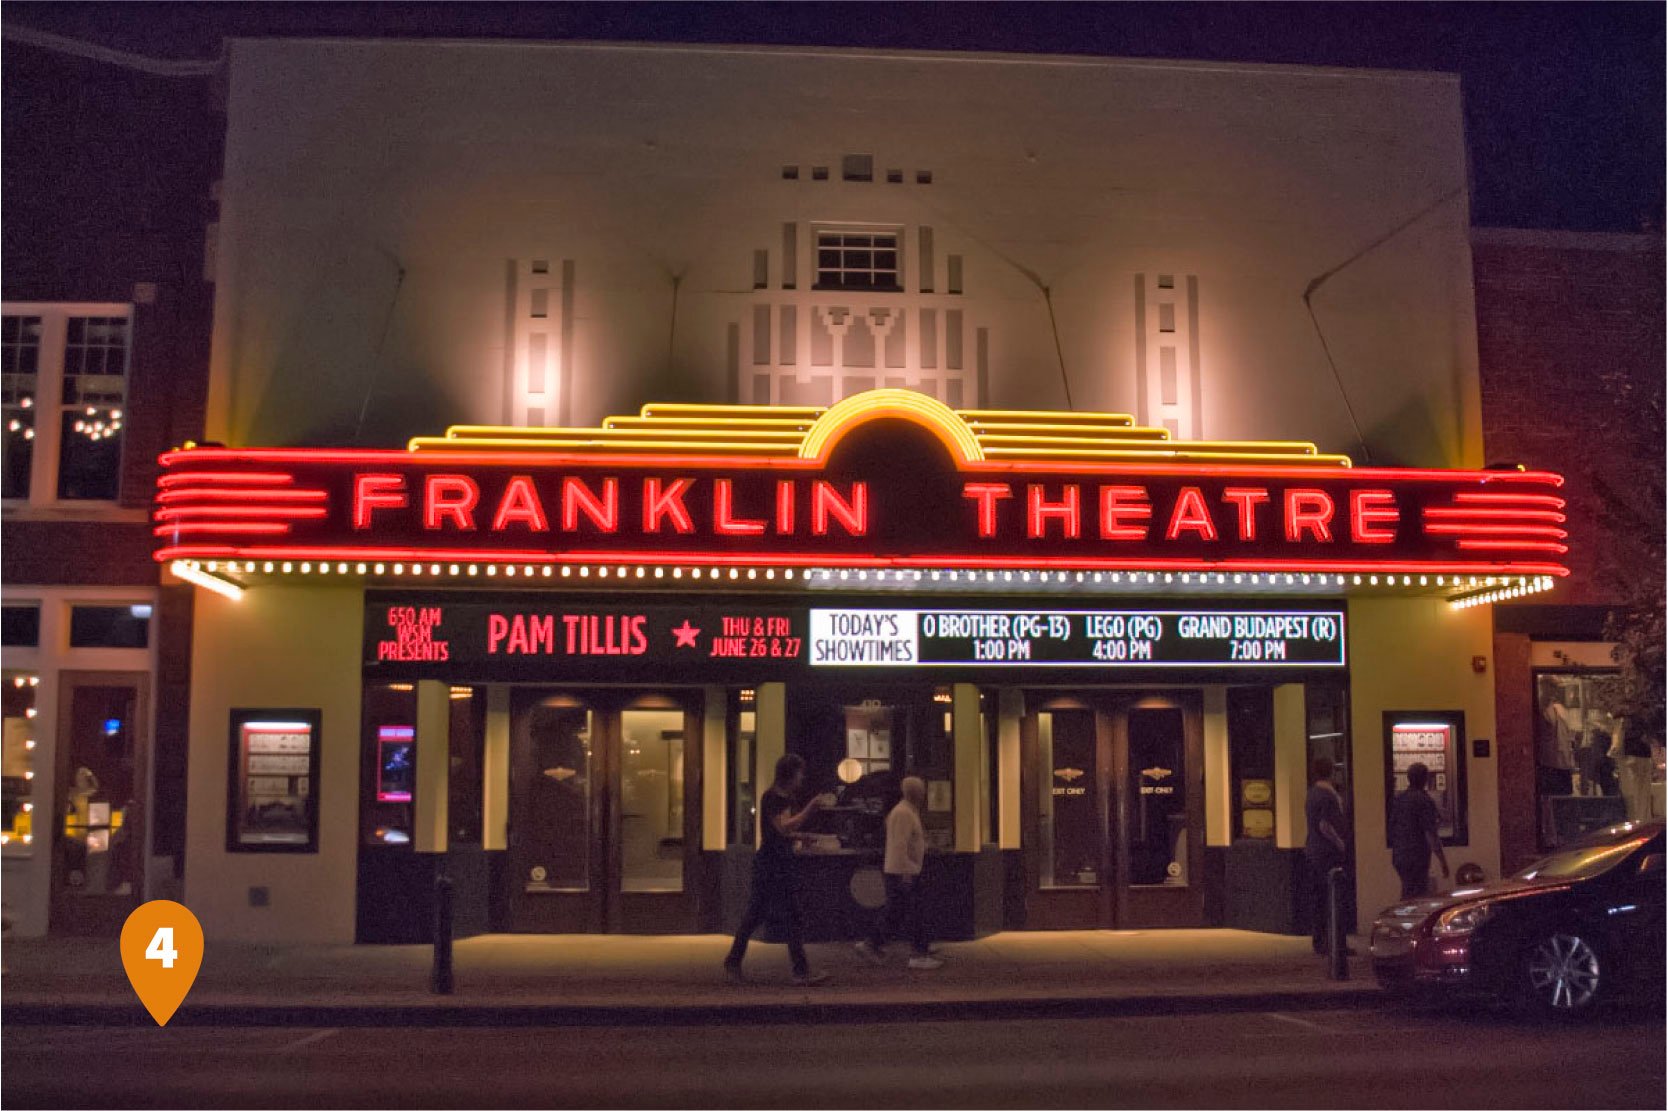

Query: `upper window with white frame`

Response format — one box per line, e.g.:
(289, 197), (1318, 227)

(2, 304), (131, 503)
(814, 227), (902, 292)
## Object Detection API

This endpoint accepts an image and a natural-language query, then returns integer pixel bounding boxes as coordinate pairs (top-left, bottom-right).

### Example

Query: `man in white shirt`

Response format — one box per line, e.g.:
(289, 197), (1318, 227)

(855, 776), (943, 970)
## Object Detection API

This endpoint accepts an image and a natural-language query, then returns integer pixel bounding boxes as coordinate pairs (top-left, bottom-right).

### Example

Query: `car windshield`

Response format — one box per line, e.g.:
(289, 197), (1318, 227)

(1512, 831), (1653, 883)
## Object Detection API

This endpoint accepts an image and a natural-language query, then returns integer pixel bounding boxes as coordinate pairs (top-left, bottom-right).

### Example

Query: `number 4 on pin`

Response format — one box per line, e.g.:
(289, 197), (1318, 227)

(145, 926), (179, 969)
(120, 900), (204, 1026)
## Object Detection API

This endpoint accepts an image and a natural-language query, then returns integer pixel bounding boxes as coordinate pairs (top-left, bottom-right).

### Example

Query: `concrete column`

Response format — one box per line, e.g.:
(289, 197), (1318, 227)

(482, 685), (510, 851)
(702, 686), (727, 851)
(997, 688), (1024, 849)
(952, 683), (982, 851)
(1272, 683), (1308, 850)
(753, 682), (787, 848)
(414, 679), (449, 854)
(1203, 686), (1231, 847)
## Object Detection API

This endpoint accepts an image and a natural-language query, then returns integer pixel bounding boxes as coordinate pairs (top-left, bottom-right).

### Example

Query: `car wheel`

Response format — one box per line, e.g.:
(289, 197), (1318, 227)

(1520, 931), (1604, 1017)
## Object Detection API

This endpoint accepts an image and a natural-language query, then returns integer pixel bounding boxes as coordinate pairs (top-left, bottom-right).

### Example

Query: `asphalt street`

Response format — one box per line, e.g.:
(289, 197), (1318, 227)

(3, 1005), (1662, 1109)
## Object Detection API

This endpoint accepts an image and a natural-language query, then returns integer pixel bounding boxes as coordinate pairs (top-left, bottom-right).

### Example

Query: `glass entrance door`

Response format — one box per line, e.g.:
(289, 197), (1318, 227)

(508, 690), (701, 933)
(1114, 693), (1206, 928)
(509, 691), (601, 931)
(1024, 701), (1111, 929)
(50, 670), (148, 935)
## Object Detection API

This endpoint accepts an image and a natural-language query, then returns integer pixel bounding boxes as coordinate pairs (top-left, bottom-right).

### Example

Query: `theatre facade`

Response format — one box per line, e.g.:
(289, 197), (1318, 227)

(159, 391), (1565, 942)
(69, 37), (1566, 944)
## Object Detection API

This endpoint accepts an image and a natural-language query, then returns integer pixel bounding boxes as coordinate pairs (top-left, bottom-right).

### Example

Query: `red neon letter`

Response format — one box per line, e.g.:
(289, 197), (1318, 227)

(487, 613), (509, 653)
(492, 475), (550, 532)
(424, 475), (479, 531)
(1221, 487), (1270, 541)
(1350, 489), (1400, 543)
(1027, 484), (1081, 539)
(643, 477), (695, 534)
(776, 481), (796, 535)
(1098, 486), (1152, 540)
(562, 477), (619, 532)
(353, 473), (407, 529)
(1165, 486), (1219, 541)
(713, 479), (766, 535)
(812, 481), (868, 536)
(962, 483), (1013, 537)
(1285, 489), (1335, 543)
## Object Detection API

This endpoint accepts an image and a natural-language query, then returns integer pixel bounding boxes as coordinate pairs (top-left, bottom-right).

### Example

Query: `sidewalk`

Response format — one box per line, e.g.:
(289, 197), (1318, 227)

(2, 929), (1382, 1026)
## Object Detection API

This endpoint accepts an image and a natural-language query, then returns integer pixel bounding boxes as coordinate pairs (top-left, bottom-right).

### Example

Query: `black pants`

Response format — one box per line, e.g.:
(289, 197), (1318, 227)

(726, 861), (808, 976)
(1307, 859), (1348, 954)
(868, 873), (929, 955)
(1396, 860), (1432, 899)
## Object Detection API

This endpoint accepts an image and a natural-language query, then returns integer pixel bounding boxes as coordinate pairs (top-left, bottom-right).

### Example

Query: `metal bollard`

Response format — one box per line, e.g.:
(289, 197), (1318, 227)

(1326, 866), (1349, 981)
(432, 870), (455, 995)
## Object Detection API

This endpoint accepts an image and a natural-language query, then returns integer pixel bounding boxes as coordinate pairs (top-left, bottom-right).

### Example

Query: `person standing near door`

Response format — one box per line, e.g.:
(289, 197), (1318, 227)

(1304, 756), (1351, 956)
(724, 754), (829, 986)
(1387, 762), (1449, 898)
(854, 776), (943, 970)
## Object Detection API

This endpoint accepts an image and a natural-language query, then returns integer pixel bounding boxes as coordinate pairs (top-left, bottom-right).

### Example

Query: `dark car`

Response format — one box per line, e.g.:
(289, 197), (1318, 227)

(1370, 820), (1665, 1016)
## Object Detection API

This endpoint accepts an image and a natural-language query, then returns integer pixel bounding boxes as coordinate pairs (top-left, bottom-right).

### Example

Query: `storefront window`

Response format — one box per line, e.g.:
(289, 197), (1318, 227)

(843, 702), (896, 779)
(363, 684), (416, 846)
(2, 672), (39, 853)
(1227, 687), (1275, 841)
(620, 707), (685, 893)
(1535, 670), (1664, 848)
(921, 688), (956, 850)
(1038, 709), (1098, 888)
(728, 690), (756, 847)
(447, 686), (483, 845)
(1128, 706), (1188, 887)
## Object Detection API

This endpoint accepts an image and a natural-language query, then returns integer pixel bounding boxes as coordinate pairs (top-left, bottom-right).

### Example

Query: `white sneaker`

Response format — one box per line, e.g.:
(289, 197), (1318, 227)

(907, 955), (944, 970)
(853, 940), (885, 965)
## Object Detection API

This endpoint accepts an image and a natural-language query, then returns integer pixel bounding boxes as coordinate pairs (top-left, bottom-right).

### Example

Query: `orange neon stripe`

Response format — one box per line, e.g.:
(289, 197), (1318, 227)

(154, 506), (330, 521)
(155, 488), (328, 504)
(1452, 492), (1567, 506)
(156, 471), (297, 487)
(150, 543), (1570, 578)
(153, 522), (292, 536)
(1427, 520), (1567, 533)
(1422, 507), (1566, 522)
(1454, 540), (1569, 553)
(157, 446), (1565, 487)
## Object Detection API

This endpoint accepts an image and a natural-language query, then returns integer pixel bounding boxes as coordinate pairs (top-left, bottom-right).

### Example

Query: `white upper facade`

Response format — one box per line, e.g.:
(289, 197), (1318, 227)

(208, 40), (1479, 467)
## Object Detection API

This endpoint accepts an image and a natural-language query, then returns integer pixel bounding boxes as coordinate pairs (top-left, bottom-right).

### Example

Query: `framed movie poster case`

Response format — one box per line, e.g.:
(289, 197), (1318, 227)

(228, 708), (322, 852)
(1382, 710), (1468, 846)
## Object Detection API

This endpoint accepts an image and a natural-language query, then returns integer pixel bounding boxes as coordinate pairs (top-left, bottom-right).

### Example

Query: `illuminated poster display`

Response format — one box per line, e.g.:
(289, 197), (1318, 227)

(364, 597), (1345, 679)
(1384, 711), (1468, 844)
(376, 726), (415, 803)
(228, 709), (321, 852)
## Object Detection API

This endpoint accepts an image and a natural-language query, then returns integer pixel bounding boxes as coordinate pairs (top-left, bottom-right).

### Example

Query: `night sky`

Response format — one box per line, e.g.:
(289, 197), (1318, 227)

(4, 1), (1662, 232)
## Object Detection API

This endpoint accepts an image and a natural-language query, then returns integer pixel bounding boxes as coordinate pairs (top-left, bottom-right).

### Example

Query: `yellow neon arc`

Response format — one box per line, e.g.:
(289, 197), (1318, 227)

(408, 387), (1348, 468)
(797, 389), (985, 464)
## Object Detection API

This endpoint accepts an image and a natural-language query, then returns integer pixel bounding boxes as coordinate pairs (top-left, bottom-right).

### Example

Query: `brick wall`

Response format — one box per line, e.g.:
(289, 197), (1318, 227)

(1474, 228), (1664, 869)
(1473, 228), (1665, 609)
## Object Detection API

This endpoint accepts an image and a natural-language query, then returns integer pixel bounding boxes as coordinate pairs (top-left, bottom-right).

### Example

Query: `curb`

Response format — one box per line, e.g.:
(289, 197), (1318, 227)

(3, 987), (1386, 1027)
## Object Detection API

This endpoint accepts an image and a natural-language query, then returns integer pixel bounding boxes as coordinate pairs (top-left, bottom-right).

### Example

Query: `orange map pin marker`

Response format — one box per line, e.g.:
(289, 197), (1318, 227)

(119, 900), (204, 1026)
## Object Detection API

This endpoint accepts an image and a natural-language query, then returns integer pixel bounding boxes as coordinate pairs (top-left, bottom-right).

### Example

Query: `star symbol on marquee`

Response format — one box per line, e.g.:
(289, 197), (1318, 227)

(671, 619), (701, 649)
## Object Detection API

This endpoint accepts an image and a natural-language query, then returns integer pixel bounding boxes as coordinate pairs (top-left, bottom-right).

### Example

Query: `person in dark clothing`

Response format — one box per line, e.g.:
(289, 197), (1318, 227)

(1304, 756), (1351, 956)
(724, 753), (828, 985)
(1388, 762), (1449, 898)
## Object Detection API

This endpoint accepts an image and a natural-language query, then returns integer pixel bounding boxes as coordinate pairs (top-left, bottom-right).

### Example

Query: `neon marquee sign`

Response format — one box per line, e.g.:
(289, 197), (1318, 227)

(155, 390), (1568, 579)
